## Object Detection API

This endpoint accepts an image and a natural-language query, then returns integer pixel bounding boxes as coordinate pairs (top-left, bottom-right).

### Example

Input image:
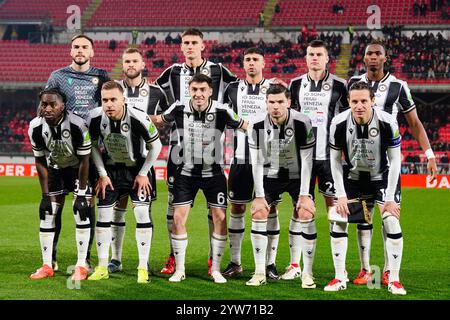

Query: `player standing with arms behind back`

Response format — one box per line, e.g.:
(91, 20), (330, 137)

(156, 28), (237, 275)
(107, 47), (168, 274)
(287, 40), (348, 281)
(221, 47), (281, 280)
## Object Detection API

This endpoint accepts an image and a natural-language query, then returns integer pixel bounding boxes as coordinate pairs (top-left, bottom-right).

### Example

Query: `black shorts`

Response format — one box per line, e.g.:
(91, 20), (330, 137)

(97, 165), (152, 207)
(264, 177), (300, 207)
(172, 174), (228, 208)
(309, 160), (335, 199)
(114, 166), (156, 203)
(166, 144), (183, 190)
(48, 166), (93, 198)
(228, 163), (254, 204)
(344, 171), (401, 205)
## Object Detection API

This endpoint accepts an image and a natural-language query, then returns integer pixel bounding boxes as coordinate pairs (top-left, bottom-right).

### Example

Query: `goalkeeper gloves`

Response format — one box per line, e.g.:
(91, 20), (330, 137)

(39, 193), (52, 220)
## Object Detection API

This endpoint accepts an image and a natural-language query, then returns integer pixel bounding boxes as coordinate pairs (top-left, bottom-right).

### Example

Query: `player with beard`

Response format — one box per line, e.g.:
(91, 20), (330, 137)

(44, 34), (110, 272)
(107, 48), (168, 274)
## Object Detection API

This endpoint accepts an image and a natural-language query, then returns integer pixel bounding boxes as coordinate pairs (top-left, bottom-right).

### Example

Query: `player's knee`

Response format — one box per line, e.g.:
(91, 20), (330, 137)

(382, 212), (402, 235)
(172, 213), (182, 225)
(231, 203), (246, 214)
(172, 207), (188, 226)
(210, 207), (226, 227)
(211, 208), (226, 222)
(112, 207), (126, 223)
(41, 206), (57, 229)
(134, 205), (151, 224)
(297, 208), (314, 221)
(324, 196), (335, 209)
(98, 206), (113, 223)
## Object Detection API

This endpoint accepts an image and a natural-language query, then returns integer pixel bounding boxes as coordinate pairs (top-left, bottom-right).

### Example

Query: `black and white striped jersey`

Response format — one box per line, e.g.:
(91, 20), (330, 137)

(116, 79), (169, 115)
(28, 111), (91, 169)
(156, 59), (237, 105)
(161, 99), (244, 178)
(89, 105), (160, 167)
(329, 108), (401, 181)
(223, 78), (274, 163)
(347, 72), (416, 119)
(248, 109), (316, 179)
(289, 71), (348, 161)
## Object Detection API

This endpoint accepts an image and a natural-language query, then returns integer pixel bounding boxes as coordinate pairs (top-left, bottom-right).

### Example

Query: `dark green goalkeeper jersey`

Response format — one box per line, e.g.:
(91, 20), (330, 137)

(46, 66), (110, 120)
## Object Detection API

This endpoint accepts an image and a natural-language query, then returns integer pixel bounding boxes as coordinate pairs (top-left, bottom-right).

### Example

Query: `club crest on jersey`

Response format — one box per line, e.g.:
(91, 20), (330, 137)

(102, 123), (107, 129)
(140, 89), (148, 97)
(261, 86), (268, 94)
(92, 77), (99, 85)
(229, 191), (234, 198)
(285, 128), (294, 137)
(303, 83), (308, 88)
(121, 123), (130, 132)
(62, 129), (71, 138)
(369, 128), (379, 137)
(67, 78), (73, 85)
(379, 84), (387, 92)
(206, 114), (215, 122)
(322, 83), (331, 91)
(169, 176), (175, 184)
(201, 68), (209, 76)
(240, 86), (245, 92)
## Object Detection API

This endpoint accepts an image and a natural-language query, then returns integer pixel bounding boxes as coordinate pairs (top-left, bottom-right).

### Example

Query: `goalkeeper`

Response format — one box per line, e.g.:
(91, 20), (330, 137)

(326, 82), (406, 295)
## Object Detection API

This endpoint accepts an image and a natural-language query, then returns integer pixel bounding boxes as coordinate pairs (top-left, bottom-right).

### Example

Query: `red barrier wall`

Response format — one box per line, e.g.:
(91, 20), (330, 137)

(0, 164), (448, 189)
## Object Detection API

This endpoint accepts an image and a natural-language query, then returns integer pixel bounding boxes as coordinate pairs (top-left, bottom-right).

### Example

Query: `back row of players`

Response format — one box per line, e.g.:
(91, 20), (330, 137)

(28, 29), (437, 295)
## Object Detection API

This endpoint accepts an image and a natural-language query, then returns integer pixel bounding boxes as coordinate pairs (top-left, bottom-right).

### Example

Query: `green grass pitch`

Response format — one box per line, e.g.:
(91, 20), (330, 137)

(0, 176), (448, 300)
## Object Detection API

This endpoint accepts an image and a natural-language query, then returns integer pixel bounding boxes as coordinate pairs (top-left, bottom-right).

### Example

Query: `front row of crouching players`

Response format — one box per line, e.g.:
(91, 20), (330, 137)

(29, 81), (162, 283)
(87, 81), (162, 283)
